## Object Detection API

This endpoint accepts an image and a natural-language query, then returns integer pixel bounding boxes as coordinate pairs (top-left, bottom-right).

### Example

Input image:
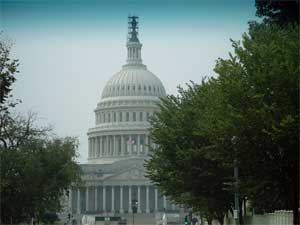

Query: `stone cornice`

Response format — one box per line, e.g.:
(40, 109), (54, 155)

(87, 123), (150, 136)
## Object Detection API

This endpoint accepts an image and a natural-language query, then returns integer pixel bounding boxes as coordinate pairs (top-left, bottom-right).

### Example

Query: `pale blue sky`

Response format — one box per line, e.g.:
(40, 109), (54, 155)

(1, 0), (257, 162)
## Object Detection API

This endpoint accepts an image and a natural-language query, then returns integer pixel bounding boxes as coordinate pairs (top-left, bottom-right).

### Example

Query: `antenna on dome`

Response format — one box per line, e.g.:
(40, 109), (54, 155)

(128, 15), (139, 42)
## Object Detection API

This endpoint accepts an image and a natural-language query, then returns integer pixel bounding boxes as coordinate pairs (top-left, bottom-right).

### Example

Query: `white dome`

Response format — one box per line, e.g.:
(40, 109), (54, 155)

(101, 65), (166, 99)
(87, 17), (166, 164)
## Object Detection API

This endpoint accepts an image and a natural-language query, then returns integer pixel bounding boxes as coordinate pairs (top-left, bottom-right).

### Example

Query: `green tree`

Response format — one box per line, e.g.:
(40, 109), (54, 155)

(255, 0), (299, 25)
(213, 22), (299, 224)
(0, 113), (81, 224)
(0, 33), (19, 106)
(0, 33), (81, 224)
(146, 82), (233, 225)
(147, 22), (299, 225)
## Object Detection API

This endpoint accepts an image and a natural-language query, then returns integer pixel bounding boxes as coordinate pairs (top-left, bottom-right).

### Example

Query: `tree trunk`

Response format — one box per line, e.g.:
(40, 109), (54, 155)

(207, 218), (212, 225)
(239, 198), (244, 225)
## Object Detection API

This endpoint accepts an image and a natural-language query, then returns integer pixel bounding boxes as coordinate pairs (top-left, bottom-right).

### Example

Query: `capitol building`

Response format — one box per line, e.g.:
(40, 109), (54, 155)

(67, 17), (180, 225)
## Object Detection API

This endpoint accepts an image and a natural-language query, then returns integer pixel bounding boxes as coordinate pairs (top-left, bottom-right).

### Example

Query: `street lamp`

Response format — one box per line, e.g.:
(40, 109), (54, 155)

(131, 199), (138, 225)
(231, 136), (239, 225)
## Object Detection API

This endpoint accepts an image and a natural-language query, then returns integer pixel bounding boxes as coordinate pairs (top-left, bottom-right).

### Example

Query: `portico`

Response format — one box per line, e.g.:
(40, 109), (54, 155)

(71, 185), (177, 214)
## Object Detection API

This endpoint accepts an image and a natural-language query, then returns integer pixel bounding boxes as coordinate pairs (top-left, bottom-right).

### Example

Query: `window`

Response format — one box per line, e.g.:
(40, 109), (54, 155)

(139, 112), (143, 121)
(108, 113), (111, 122)
(133, 112), (136, 121)
(119, 112), (123, 122)
(133, 85), (135, 91)
(126, 112), (130, 121)
(113, 112), (116, 122)
(146, 112), (150, 121)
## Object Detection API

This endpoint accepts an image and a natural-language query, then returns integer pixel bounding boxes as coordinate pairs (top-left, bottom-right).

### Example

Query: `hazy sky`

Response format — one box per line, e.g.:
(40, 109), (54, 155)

(1, 0), (257, 163)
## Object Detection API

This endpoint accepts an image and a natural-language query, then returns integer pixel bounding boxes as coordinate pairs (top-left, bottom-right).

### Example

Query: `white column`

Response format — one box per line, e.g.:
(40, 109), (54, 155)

(102, 136), (104, 156)
(103, 186), (106, 212)
(94, 138), (97, 157)
(95, 186), (98, 211)
(95, 137), (98, 158)
(137, 186), (141, 213)
(77, 188), (81, 214)
(112, 186), (115, 212)
(86, 187), (89, 211)
(154, 188), (158, 212)
(137, 135), (140, 155)
(146, 186), (150, 213)
(129, 135), (132, 155)
(88, 138), (91, 158)
(99, 137), (102, 157)
(129, 186), (132, 213)
(121, 135), (125, 156)
(107, 136), (110, 156)
(105, 136), (108, 156)
(91, 138), (94, 158)
(102, 136), (105, 156)
(110, 136), (113, 156)
(97, 137), (100, 157)
(120, 186), (124, 213)
(163, 196), (167, 211)
(113, 136), (116, 156)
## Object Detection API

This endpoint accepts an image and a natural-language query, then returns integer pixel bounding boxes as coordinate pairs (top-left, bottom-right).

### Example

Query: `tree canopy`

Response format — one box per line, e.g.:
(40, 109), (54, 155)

(255, 0), (299, 25)
(0, 33), (18, 106)
(0, 112), (82, 224)
(0, 35), (81, 225)
(146, 22), (299, 224)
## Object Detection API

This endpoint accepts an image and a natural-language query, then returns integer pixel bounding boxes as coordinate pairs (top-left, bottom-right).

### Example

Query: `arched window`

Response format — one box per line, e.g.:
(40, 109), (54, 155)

(119, 112), (123, 122)
(139, 112), (143, 121)
(133, 112), (136, 121)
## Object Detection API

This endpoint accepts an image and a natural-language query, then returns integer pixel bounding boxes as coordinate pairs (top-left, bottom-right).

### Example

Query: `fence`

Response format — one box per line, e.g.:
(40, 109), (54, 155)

(224, 210), (293, 225)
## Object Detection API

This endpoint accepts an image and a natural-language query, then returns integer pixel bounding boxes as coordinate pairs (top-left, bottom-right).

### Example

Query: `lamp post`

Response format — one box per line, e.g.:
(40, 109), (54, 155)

(231, 136), (239, 225)
(131, 199), (138, 225)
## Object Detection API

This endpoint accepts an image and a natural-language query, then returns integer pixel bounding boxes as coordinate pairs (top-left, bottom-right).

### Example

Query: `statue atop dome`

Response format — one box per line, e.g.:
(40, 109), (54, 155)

(128, 16), (139, 42)
(126, 15), (143, 66)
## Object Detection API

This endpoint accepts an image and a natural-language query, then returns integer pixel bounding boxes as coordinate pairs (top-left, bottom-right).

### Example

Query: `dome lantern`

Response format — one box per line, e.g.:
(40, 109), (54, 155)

(125, 16), (143, 66)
